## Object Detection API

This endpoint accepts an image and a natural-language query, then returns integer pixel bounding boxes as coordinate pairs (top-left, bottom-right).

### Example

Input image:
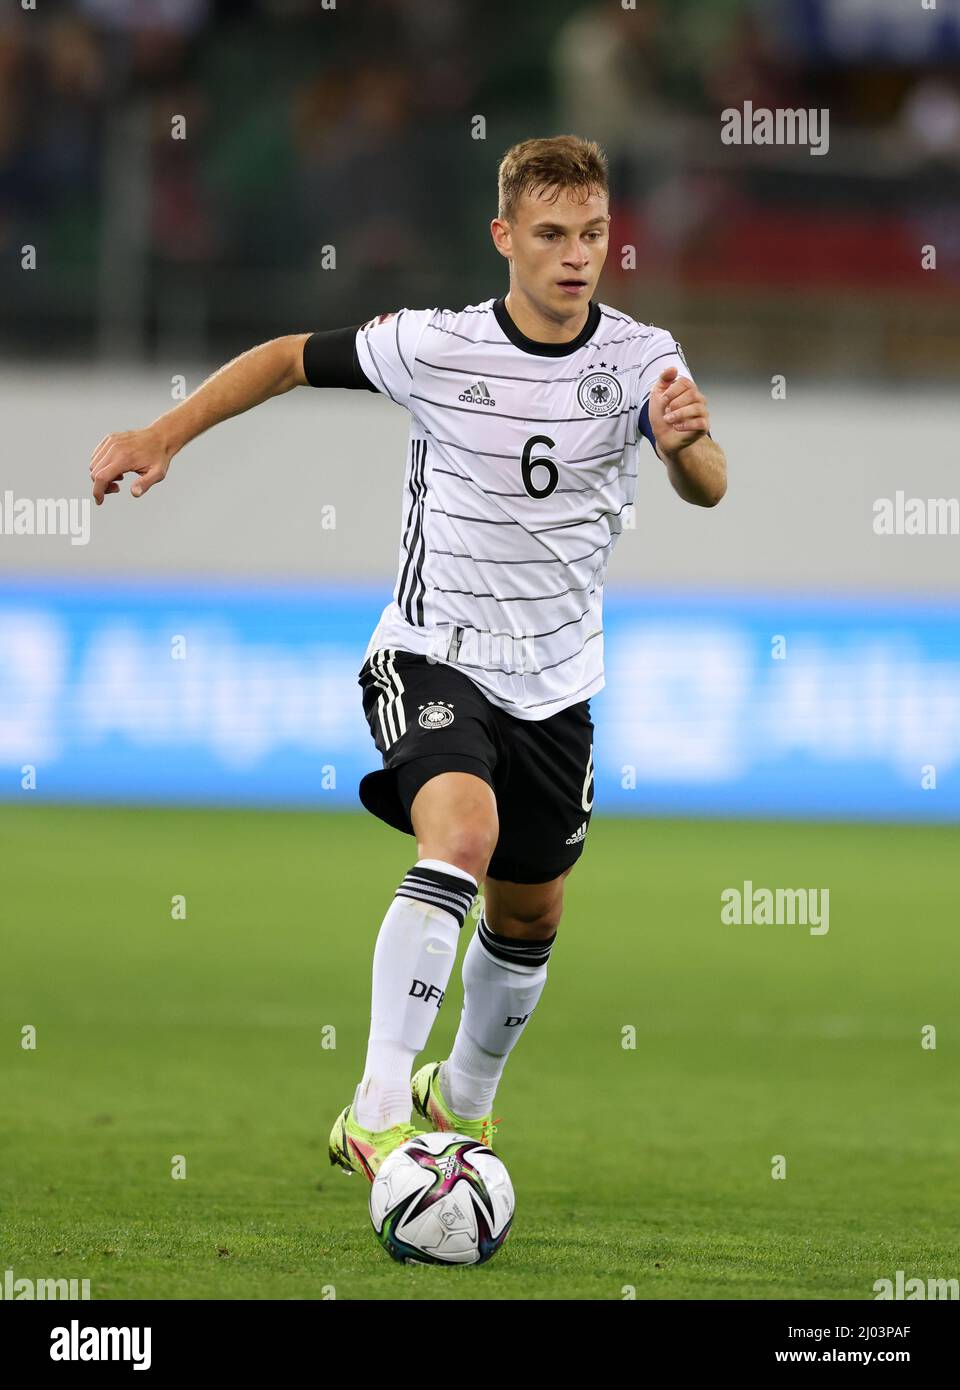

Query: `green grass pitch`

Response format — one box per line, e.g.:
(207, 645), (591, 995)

(2, 804), (957, 1300)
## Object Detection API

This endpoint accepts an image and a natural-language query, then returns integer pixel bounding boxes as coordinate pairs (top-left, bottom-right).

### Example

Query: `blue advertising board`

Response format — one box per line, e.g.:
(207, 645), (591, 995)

(1, 579), (957, 820)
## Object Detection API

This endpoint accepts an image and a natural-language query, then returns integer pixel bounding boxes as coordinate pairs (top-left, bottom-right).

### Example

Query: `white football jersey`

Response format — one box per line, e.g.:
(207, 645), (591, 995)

(356, 296), (694, 720)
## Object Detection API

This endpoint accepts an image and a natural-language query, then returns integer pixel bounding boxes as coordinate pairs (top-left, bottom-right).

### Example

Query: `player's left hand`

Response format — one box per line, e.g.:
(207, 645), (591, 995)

(648, 367), (710, 454)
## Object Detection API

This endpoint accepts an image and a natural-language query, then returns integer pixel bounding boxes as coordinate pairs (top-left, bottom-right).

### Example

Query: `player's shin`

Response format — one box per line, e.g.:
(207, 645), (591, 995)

(442, 908), (555, 1120)
(353, 859), (477, 1132)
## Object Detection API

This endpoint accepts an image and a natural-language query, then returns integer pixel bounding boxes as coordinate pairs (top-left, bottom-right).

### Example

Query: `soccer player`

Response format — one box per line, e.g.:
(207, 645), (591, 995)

(90, 135), (726, 1181)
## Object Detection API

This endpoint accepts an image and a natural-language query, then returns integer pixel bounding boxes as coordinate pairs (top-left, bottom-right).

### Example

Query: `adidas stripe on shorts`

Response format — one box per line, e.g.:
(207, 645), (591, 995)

(357, 648), (595, 884)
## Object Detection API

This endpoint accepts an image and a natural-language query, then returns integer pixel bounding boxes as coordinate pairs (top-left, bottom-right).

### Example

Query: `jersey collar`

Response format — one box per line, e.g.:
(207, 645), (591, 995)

(493, 295), (601, 357)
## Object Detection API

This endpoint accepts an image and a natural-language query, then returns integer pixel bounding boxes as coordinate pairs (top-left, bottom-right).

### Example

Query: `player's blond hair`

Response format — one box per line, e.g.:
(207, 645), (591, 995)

(497, 135), (608, 224)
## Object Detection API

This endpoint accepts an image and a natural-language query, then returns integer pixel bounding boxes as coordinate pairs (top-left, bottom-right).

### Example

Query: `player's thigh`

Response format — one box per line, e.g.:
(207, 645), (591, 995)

(408, 767), (499, 882)
(483, 864), (574, 940)
(358, 648), (505, 879)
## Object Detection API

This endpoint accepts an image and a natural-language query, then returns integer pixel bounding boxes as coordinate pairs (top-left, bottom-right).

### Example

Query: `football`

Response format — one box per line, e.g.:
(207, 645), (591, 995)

(369, 1132), (514, 1266)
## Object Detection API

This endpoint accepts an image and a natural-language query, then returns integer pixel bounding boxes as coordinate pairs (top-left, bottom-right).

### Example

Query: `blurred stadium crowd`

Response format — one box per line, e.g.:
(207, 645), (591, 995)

(1, 0), (958, 376)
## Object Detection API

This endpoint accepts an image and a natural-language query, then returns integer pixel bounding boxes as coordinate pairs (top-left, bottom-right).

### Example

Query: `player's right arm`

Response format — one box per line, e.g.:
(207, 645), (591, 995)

(90, 323), (383, 504)
(90, 310), (432, 504)
(90, 334), (316, 504)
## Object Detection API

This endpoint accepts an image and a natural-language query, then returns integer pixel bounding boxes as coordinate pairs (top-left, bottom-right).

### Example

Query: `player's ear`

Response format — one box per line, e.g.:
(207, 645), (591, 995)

(490, 218), (512, 259)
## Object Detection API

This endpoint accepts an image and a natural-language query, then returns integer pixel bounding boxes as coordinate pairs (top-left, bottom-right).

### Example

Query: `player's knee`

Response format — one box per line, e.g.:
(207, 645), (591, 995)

(491, 895), (563, 940)
(427, 823), (498, 883)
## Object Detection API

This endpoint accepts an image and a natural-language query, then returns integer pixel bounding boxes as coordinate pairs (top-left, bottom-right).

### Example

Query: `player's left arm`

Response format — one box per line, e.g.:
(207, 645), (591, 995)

(647, 366), (726, 507)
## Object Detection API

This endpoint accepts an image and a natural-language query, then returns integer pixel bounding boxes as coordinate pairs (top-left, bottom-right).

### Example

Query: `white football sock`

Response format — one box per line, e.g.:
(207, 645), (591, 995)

(353, 858), (478, 1132)
(441, 907), (556, 1120)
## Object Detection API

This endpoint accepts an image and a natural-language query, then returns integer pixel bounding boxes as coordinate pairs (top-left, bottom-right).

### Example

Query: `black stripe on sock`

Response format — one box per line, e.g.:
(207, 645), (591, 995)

(478, 911), (556, 967)
(395, 865), (478, 928)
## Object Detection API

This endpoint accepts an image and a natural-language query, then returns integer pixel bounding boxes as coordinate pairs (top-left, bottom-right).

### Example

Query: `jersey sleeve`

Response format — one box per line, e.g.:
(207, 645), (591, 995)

(353, 307), (436, 410)
(635, 328), (696, 451)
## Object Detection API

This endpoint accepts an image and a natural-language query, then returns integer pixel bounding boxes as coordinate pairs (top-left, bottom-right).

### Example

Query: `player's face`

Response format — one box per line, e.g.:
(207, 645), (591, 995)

(494, 185), (610, 319)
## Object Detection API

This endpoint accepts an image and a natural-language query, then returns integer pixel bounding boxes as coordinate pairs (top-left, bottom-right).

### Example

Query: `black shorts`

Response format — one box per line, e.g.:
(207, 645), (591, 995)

(357, 647), (595, 884)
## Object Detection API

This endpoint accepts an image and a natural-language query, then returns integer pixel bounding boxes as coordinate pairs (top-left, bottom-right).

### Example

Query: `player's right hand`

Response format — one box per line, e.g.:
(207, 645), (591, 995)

(90, 427), (172, 506)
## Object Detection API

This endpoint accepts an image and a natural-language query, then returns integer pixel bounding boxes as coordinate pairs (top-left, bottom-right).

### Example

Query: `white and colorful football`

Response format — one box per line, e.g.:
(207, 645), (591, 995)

(369, 1132), (514, 1265)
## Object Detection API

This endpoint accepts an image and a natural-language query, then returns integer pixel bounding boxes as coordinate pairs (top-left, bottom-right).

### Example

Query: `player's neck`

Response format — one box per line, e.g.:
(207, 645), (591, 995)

(503, 287), (590, 345)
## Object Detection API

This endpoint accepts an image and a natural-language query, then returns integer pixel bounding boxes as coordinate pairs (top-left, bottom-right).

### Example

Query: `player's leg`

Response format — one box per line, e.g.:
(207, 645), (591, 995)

(342, 652), (503, 1155)
(350, 769), (496, 1135)
(431, 869), (571, 1123)
(415, 698), (594, 1133)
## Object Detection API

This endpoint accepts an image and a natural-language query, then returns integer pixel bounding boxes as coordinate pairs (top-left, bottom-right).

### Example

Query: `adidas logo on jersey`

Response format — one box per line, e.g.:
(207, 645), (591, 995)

(565, 821), (588, 845)
(458, 380), (496, 407)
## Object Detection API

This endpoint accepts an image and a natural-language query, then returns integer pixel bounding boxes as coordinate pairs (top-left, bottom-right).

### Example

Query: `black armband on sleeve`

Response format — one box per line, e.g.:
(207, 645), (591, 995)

(302, 326), (377, 391)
